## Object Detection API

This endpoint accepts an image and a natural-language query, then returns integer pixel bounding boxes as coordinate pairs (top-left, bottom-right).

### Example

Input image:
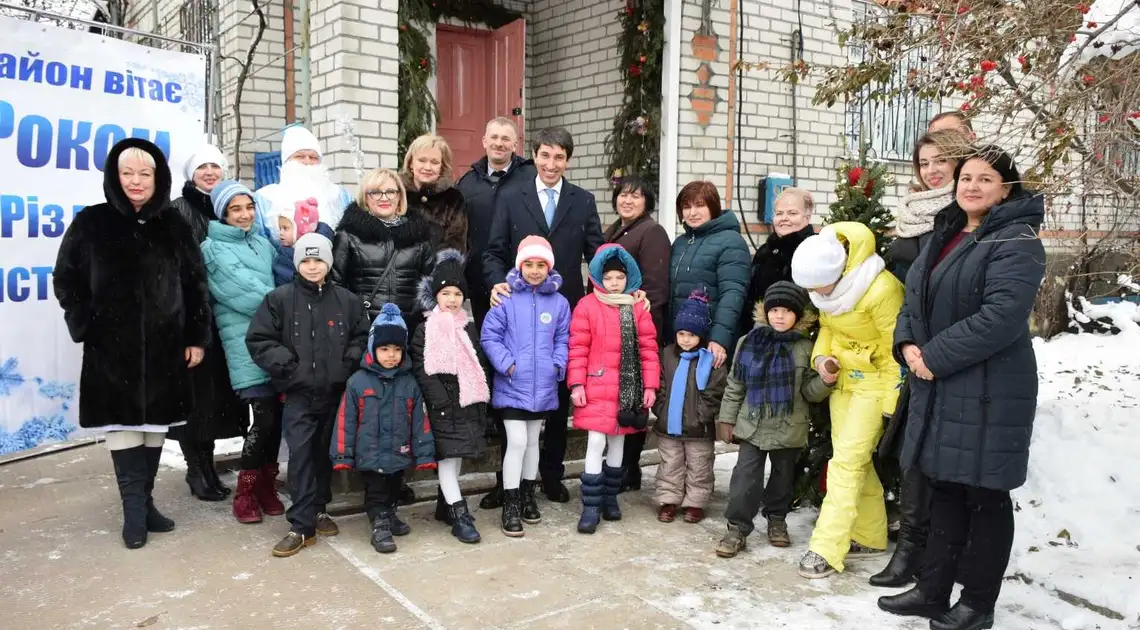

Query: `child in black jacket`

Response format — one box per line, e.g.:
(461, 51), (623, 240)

(246, 232), (370, 557)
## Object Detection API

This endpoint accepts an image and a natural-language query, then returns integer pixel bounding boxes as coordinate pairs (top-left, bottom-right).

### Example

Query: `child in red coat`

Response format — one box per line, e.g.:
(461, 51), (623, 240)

(568, 244), (660, 534)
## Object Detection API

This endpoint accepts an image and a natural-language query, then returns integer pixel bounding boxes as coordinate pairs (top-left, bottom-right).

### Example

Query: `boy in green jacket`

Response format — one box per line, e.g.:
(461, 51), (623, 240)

(715, 282), (833, 557)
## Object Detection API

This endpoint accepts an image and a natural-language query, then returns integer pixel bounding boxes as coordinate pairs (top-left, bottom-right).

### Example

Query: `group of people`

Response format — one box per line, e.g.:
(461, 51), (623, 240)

(54, 108), (1044, 630)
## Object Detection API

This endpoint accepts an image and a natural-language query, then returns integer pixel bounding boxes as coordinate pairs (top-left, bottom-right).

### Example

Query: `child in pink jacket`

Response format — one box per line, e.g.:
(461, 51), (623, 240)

(568, 244), (659, 534)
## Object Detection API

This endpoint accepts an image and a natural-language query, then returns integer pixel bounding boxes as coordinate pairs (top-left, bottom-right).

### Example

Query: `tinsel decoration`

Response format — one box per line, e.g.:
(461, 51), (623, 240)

(398, 0), (522, 157)
(605, 0), (665, 193)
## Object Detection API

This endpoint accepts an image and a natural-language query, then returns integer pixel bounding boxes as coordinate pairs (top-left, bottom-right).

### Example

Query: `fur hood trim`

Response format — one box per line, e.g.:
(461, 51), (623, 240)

(751, 298), (818, 336)
(337, 201), (432, 246)
(416, 249), (467, 312)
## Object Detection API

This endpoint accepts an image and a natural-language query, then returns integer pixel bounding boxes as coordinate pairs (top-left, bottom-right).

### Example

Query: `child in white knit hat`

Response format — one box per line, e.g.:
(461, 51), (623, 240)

(789, 222), (904, 580)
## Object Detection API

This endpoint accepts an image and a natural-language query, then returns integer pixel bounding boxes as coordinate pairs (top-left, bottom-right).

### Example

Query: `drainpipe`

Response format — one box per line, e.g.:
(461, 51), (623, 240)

(725, 0), (739, 208)
(284, 0), (295, 123)
(299, 0), (311, 125)
(659, 0), (684, 241)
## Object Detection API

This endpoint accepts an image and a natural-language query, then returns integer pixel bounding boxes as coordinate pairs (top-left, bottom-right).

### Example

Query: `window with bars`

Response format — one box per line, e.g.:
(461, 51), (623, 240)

(178, 0), (216, 53)
(845, 1), (937, 161)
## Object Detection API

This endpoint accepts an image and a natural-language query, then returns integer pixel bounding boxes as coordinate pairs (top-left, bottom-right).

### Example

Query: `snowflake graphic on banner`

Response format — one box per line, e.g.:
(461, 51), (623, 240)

(0, 357), (25, 396)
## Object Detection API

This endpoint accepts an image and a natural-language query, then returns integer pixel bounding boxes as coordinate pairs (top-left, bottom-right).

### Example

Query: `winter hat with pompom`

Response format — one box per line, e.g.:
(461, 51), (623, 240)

(369, 303), (408, 351)
(417, 249), (468, 311)
(515, 235), (555, 269)
(791, 226), (848, 289)
(674, 289), (712, 339)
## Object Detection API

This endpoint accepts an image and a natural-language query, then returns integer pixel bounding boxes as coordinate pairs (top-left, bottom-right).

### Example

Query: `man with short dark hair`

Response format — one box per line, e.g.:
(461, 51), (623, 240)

(928, 111), (976, 140)
(482, 126), (605, 503)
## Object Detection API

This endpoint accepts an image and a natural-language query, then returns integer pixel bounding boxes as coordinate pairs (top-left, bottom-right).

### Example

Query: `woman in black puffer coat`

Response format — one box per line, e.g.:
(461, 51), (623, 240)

(878, 146), (1045, 629)
(168, 144), (247, 502)
(332, 168), (435, 333)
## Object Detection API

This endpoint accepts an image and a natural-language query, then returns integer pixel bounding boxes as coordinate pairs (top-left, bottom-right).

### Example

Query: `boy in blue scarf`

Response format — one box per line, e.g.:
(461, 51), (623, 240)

(715, 281), (833, 557)
(649, 290), (728, 525)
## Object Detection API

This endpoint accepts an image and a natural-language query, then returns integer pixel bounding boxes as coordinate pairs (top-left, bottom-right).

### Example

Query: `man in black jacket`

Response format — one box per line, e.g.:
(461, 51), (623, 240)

(457, 117), (536, 328)
(482, 127), (605, 502)
(246, 232), (371, 558)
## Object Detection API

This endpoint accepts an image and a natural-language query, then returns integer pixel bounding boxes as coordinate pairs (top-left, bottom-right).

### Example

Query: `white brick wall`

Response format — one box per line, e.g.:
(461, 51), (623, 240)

(526, 0), (624, 227)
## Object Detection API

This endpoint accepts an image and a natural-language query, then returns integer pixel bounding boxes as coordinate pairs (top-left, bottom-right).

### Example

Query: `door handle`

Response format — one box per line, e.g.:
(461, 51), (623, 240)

(512, 107), (522, 115)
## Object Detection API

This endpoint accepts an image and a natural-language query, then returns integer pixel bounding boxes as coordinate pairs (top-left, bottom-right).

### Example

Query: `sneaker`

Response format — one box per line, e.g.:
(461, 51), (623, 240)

(316, 512), (339, 537)
(657, 504), (677, 523)
(683, 507), (704, 523)
(798, 550), (836, 579)
(767, 517), (791, 547)
(715, 527), (747, 558)
(272, 531), (315, 557)
(849, 541), (886, 558)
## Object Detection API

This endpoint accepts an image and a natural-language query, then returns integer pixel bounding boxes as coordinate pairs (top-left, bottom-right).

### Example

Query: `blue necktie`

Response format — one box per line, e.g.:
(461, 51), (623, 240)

(543, 188), (557, 228)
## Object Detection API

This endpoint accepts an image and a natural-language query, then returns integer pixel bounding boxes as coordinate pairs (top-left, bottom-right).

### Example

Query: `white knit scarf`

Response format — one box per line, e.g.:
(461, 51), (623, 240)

(809, 254), (886, 316)
(895, 186), (953, 239)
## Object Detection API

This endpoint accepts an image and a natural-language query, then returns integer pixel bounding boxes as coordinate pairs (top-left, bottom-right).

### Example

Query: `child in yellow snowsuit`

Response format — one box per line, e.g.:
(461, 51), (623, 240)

(790, 222), (904, 579)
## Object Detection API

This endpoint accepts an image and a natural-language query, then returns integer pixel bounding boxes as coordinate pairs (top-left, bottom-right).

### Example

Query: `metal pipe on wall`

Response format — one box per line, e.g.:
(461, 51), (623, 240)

(299, 0), (311, 125)
(659, 0), (684, 241)
(725, 0), (740, 207)
(284, 0), (296, 123)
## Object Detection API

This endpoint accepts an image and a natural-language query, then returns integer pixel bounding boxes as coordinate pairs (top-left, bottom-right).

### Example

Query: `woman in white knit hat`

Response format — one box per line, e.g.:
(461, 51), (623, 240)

(169, 142), (248, 502)
(790, 222), (904, 580)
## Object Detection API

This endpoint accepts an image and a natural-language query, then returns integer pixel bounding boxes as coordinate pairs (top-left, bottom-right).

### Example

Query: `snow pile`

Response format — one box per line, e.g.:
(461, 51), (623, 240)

(1068, 0), (1140, 65)
(1010, 329), (1140, 621)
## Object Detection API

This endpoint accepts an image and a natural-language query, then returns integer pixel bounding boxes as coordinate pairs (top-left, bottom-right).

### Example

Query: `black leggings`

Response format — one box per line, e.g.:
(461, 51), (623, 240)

(240, 396), (282, 470)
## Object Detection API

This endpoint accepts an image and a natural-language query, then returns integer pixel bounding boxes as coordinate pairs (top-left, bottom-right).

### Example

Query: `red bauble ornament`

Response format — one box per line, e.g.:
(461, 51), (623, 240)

(629, 64), (642, 76)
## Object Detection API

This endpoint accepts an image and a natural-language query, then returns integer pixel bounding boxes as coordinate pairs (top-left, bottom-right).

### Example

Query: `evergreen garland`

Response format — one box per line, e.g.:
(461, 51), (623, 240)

(398, 0), (522, 157)
(605, 0), (665, 191)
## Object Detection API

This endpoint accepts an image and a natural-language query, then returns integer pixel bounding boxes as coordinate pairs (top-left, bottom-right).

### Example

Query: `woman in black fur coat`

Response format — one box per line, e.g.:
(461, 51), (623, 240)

(168, 144), (248, 502)
(53, 137), (212, 549)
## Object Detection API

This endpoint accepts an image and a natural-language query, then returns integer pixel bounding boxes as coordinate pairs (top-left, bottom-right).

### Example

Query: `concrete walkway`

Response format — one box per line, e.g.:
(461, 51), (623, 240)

(0, 445), (1096, 629)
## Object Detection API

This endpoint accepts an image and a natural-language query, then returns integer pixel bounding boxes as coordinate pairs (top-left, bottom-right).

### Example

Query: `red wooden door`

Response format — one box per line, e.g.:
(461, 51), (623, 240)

(491, 19), (526, 149)
(436, 26), (491, 176)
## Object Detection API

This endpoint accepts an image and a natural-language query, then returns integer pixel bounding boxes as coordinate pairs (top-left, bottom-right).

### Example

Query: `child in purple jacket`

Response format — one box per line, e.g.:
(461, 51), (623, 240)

(480, 235), (571, 538)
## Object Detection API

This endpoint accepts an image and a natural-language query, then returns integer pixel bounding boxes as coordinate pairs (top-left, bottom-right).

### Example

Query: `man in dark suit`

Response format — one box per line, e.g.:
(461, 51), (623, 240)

(483, 127), (605, 502)
(457, 117), (536, 329)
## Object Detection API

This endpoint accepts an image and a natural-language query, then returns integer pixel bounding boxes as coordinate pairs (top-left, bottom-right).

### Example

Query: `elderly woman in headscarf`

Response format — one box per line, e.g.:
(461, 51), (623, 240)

(54, 138), (212, 549)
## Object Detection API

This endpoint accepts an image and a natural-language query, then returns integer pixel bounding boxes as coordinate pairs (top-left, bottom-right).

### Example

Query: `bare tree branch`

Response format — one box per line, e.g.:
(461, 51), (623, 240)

(230, 0), (268, 181)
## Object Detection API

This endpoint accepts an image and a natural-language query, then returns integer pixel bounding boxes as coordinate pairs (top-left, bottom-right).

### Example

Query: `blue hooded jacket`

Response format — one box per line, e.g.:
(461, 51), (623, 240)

(480, 268), (572, 413)
(330, 308), (436, 473)
(273, 222), (335, 286)
(201, 183), (276, 390)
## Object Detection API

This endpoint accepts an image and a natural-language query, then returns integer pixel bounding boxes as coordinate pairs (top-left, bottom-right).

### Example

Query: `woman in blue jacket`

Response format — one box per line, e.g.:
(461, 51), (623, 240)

(669, 181), (751, 369)
(202, 181), (284, 525)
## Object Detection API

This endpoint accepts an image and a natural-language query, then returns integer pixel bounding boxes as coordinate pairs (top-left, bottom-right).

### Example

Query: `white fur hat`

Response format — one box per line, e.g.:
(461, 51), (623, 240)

(280, 125), (322, 163)
(791, 226), (848, 289)
(183, 144), (228, 181)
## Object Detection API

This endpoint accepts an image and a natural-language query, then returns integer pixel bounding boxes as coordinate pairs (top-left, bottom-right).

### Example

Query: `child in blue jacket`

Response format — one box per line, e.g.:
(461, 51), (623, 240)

(331, 303), (436, 554)
(480, 235), (571, 538)
(271, 199), (335, 286)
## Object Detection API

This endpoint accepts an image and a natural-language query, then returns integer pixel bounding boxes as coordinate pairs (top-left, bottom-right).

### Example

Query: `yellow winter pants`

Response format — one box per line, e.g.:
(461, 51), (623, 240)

(808, 387), (888, 572)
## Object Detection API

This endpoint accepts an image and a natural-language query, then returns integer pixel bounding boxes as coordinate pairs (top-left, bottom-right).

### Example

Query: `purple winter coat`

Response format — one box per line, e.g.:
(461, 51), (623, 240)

(480, 268), (571, 413)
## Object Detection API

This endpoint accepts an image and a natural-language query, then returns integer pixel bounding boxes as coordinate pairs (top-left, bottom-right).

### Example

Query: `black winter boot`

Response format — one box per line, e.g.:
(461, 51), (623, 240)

(199, 441), (230, 497)
(385, 476), (410, 536)
(877, 585), (950, 620)
(480, 471), (504, 509)
(111, 446), (150, 549)
(601, 464), (623, 521)
(435, 486), (452, 524)
(180, 440), (225, 501)
(519, 479), (542, 524)
(870, 532), (924, 587)
(577, 472), (604, 534)
(619, 466), (642, 493)
(930, 601), (994, 630)
(397, 482), (416, 506)
(501, 489), (524, 537)
(142, 446), (175, 533)
(448, 499), (481, 544)
(370, 511), (397, 553)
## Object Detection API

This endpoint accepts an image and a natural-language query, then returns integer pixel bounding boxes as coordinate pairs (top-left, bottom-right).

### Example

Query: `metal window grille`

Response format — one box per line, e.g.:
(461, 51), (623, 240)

(178, 0), (216, 53)
(845, 1), (937, 161)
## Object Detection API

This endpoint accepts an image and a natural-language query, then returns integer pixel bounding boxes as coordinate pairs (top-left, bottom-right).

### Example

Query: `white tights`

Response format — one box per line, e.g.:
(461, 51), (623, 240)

(438, 457), (463, 504)
(584, 431), (624, 475)
(104, 430), (165, 451)
(502, 419), (542, 490)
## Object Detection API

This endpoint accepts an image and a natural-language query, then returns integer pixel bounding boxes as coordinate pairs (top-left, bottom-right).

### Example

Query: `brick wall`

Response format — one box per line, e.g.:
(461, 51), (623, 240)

(526, 0), (624, 228)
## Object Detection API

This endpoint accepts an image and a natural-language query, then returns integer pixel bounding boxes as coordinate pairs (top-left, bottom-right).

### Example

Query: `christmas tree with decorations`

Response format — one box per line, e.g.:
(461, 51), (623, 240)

(825, 150), (895, 255)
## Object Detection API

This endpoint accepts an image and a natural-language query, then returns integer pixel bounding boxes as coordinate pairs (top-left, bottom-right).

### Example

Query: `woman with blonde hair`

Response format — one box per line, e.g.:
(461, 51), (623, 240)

(401, 134), (468, 253)
(332, 167), (435, 331)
